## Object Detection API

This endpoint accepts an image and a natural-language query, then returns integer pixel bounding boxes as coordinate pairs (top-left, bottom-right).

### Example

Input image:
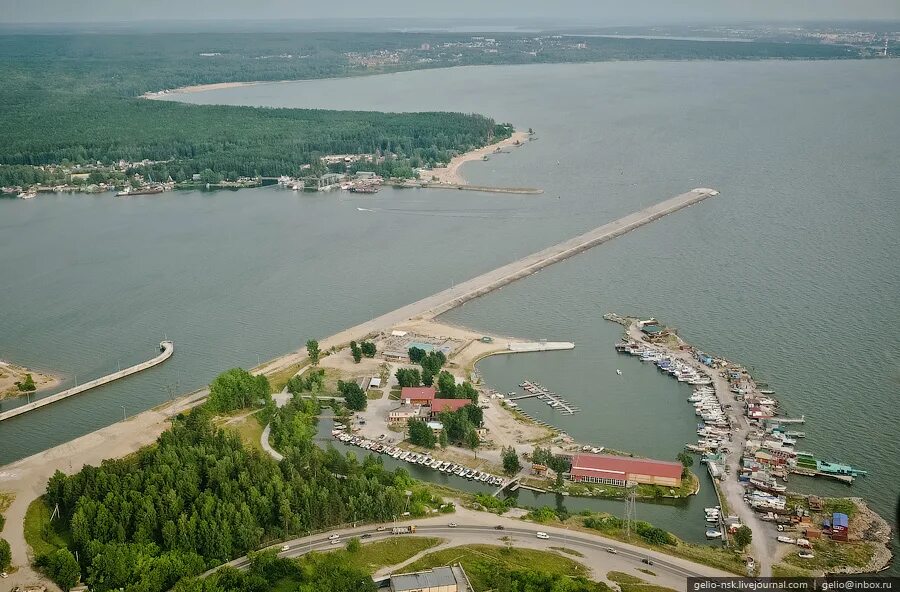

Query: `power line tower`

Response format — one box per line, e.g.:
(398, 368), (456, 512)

(623, 481), (637, 539)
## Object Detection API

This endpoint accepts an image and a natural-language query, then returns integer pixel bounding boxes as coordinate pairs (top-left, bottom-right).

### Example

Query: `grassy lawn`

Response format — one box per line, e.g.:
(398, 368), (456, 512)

(24, 496), (72, 558)
(389, 387), (401, 400)
(607, 571), (678, 592)
(226, 412), (265, 453)
(772, 563), (814, 577)
(783, 539), (873, 572)
(367, 389), (384, 400)
(551, 546), (584, 557)
(571, 513), (746, 575)
(403, 544), (590, 590)
(265, 358), (309, 393)
(302, 537), (442, 574)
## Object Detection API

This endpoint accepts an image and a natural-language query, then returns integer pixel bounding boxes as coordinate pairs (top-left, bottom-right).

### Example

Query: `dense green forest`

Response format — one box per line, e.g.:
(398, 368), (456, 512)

(0, 31), (867, 183)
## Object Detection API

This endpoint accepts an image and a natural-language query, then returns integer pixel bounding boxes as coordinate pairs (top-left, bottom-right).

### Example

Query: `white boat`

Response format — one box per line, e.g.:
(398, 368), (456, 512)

(777, 536), (796, 544)
(616, 369), (622, 375)
(705, 529), (723, 539)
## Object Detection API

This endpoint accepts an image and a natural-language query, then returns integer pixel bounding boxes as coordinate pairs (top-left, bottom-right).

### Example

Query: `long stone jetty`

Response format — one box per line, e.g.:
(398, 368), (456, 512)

(260, 188), (718, 375)
(0, 341), (174, 422)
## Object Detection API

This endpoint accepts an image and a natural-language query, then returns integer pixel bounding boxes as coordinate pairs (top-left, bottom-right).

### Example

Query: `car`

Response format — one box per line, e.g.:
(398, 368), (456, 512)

(330, 539), (340, 545)
(641, 558), (654, 566)
(0, 571), (8, 578)
(361, 533), (372, 539)
(281, 545), (290, 551)
(376, 526), (387, 532)
(606, 547), (618, 554)
(328, 534), (340, 540)
(448, 522), (458, 528)
(378, 434), (386, 440)
(536, 532), (550, 540)
(797, 551), (815, 559)
(494, 525), (505, 530)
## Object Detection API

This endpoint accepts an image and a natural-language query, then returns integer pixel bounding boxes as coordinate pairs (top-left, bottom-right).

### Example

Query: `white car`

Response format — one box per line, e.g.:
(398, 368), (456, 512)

(281, 545), (290, 552)
(328, 534), (340, 540)
(448, 522), (458, 528)
(536, 531), (550, 540)
(605, 547), (617, 554)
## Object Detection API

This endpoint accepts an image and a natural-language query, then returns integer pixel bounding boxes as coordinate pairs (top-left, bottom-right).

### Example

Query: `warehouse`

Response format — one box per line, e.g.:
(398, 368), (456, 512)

(389, 565), (471, 592)
(569, 453), (683, 488)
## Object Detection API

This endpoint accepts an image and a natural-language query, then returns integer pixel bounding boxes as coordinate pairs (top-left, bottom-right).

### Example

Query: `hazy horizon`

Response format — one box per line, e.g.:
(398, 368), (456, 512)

(2, 0), (899, 27)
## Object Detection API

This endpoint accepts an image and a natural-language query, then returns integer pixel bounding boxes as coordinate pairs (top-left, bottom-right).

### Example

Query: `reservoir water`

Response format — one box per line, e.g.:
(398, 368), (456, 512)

(2, 60), (898, 554)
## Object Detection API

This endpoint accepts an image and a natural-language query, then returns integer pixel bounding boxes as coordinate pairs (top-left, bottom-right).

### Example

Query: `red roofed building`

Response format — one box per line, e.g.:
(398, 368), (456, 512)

(401, 386), (436, 405)
(429, 398), (470, 417)
(569, 453), (683, 488)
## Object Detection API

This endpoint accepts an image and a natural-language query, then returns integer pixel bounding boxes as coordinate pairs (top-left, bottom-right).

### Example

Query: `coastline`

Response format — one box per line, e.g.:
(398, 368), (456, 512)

(426, 131), (531, 185)
(0, 359), (59, 401)
(142, 80), (264, 98)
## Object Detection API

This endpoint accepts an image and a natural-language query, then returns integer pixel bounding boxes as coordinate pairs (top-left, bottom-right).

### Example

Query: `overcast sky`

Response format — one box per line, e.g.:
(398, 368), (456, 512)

(3, 0), (899, 25)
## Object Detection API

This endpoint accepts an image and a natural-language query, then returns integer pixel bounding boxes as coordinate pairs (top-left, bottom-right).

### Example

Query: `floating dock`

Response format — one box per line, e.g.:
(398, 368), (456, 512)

(0, 341), (174, 422)
(511, 380), (580, 415)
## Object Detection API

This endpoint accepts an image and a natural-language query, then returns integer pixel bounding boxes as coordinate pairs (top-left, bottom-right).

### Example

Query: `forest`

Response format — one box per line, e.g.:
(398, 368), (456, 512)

(0, 30), (866, 184)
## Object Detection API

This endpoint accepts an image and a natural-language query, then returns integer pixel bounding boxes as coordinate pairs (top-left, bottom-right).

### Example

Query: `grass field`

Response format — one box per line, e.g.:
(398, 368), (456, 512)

(23, 496), (72, 558)
(783, 539), (873, 572)
(402, 544), (591, 590)
(265, 359), (308, 393)
(305, 536), (443, 574)
(607, 571), (678, 592)
(772, 562), (814, 577)
(226, 412), (265, 453)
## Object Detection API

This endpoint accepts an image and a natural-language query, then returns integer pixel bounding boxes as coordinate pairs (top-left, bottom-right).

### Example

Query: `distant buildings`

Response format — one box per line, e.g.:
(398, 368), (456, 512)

(569, 453), (683, 488)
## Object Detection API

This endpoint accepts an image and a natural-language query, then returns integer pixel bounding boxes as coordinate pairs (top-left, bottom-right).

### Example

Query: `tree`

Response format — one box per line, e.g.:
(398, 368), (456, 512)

(463, 403), (483, 427)
(407, 419), (436, 448)
(338, 380), (366, 411)
(360, 341), (376, 358)
(16, 373), (36, 392)
(502, 447), (521, 476)
(408, 347), (426, 363)
(734, 525), (753, 550)
(0, 537), (11, 571)
(40, 548), (81, 590)
(198, 168), (223, 185)
(208, 368), (271, 412)
(421, 369), (434, 387)
(438, 429), (448, 448)
(350, 341), (362, 363)
(346, 537), (361, 553)
(465, 429), (480, 451)
(677, 452), (694, 478)
(437, 371), (456, 398)
(307, 340), (321, 366)
(395, 368), (421, 388)
(458, 381), (478, 403)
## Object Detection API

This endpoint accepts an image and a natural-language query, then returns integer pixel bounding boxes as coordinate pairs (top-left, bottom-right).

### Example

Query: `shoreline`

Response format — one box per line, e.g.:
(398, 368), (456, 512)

(425, 131), (531, 185)
(142, 80), (264, 98)
(0, 359), (60, 401)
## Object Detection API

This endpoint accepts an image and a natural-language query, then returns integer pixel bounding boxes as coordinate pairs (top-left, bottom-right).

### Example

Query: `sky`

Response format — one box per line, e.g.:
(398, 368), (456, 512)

(2, 0), (899, 25)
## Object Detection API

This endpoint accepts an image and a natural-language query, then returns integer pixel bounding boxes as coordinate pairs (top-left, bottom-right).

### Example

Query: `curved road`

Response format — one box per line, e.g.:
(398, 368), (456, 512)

(210, 508), (734, 591)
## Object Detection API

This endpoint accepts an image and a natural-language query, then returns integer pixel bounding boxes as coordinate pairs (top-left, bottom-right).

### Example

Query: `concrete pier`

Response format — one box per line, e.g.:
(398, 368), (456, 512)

(259, 187), (718, 376)
(0, 341), (174, 422)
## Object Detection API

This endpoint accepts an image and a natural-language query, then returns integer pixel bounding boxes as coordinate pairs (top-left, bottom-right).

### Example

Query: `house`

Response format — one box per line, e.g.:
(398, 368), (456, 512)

(401, 386), (436, 405)
(429, 398), (470, 417)
(831, 512), (849, 541)
(388, 405), (426, 426)
(569, 453), (683, 488)
(389, 565), (471, 592)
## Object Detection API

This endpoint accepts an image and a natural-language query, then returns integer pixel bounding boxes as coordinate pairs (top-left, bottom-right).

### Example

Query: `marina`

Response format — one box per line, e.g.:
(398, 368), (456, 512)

(509, 380), (581, 415)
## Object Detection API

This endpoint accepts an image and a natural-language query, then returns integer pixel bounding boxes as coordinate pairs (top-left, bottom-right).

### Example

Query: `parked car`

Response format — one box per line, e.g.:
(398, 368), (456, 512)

(536, 532), (550, 540)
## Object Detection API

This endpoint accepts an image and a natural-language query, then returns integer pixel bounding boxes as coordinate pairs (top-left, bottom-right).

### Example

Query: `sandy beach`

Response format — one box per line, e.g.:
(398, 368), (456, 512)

(142, 80), (264, 99)
(0, 359), (58, 400)
(425, 131), (531, 185)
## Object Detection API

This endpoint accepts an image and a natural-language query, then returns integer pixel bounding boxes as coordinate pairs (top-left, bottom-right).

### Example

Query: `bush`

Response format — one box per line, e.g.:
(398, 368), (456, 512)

(0, 538), (11, 571)
(346, 537), (361, 553)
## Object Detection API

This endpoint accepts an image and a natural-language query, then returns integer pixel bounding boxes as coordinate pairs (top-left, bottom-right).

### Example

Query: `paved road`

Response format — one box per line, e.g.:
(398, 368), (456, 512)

(212, 507), (733, 591)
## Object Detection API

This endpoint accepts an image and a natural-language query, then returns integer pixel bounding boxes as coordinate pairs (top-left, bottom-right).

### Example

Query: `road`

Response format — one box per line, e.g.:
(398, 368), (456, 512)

(212, 507), (734, 591)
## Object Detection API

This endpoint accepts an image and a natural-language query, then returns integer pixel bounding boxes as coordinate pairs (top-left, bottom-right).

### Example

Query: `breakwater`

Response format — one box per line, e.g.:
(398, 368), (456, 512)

(0, 341), (174, 422)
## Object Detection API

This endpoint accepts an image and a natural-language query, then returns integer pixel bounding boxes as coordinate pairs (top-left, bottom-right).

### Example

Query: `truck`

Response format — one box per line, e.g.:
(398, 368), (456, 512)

(391, 525), (417, 535)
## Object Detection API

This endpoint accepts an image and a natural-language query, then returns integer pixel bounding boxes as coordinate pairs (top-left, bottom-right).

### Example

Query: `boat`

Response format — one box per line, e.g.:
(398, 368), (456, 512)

(777, 536), (797, 544)
(760, 390), (775, 395)
(616, 369), (622, 376)
(705, 529), (723, 539)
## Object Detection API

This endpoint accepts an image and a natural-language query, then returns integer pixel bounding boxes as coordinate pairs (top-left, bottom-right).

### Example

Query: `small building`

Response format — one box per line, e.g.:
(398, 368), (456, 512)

(831, 512), (849, 541)
(426, 421), (444, 433)
(430, 398), (470, 417)
(354, 171), (377, 179)
(369, 377), (382, 389)
(569, 453), (683, 488)
(401, 386), (436, 405)
(388, 405), (426, 426)
(531, 463), (548, 476)
(389, 565), (471, 592)
(808, 495), (823, 511)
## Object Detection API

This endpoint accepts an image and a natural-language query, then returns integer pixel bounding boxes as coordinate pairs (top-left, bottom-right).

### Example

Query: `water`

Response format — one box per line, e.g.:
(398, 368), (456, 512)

(2, 60), (898, 554)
